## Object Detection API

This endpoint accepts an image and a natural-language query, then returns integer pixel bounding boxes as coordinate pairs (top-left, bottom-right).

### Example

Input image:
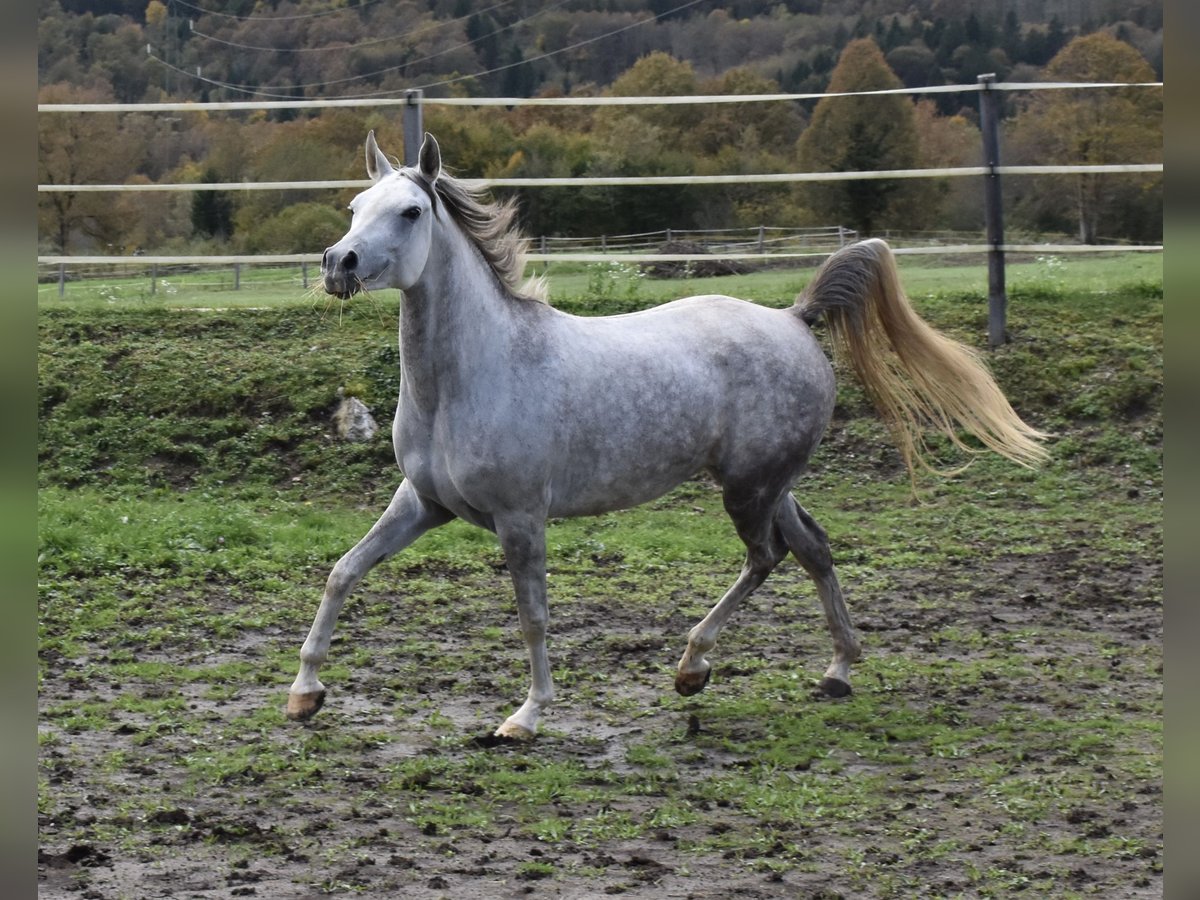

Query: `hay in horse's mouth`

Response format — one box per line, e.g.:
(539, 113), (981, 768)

(323, 260), (388, 300)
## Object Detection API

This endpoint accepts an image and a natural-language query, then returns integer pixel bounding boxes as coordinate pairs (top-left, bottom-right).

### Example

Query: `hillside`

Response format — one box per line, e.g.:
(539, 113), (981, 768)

(40, 0), (1163, 103)
(38, 1), (1163, 255)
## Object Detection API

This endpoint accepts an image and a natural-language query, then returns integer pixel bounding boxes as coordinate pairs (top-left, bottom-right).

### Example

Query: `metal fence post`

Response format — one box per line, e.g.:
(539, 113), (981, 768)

(58, 264), (65, 297)
(403, 90), (424, 167)
(234, 262), (241, 290)
(978, 73), (1008, 348)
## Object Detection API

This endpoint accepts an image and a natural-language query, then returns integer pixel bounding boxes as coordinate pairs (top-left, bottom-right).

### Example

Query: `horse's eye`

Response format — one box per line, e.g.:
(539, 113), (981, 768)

(402, 206), (422, 221)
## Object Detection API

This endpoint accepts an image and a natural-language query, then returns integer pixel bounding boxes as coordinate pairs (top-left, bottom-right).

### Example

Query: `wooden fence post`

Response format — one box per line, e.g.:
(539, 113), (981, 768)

(58, 264), (66, 297)
(403, 90), (424, 167)
(978, 73), (1008, 348)
(150, 263), (157, 295)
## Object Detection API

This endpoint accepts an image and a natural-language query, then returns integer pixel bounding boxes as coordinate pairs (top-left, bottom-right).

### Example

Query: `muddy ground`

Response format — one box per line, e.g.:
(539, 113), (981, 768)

(38, 515), (1162, 899)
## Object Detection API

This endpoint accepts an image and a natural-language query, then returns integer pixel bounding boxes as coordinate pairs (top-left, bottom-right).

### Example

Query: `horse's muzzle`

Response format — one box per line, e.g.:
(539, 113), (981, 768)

(322, 247), (360, 299)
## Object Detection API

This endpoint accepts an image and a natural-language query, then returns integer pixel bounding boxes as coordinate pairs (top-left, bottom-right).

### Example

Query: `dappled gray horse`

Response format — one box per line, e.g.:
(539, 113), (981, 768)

(287, 132), (1046, 740)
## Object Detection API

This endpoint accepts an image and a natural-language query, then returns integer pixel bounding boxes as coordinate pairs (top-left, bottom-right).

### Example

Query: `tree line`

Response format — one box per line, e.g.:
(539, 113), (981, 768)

(38, 1), (1162, 255)
(40, 1), (1163, 104)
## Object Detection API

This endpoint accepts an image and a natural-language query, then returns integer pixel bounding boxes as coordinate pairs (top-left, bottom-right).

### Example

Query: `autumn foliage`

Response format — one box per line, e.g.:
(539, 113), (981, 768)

(37, 3), (1162, 253)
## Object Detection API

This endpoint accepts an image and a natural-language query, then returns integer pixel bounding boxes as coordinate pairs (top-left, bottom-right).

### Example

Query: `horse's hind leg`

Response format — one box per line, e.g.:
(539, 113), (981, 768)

(775, 495), (861, 696)
(286, 480), (453, 721)
(675, 491), (789, 696)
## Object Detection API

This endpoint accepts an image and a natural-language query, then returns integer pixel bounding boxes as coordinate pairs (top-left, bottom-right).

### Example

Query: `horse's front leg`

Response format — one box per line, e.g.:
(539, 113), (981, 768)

(493, 514), (553, 741)
(286, 480), (453, 721)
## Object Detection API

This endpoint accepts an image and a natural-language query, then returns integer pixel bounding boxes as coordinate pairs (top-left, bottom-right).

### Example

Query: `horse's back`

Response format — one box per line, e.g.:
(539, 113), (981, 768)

(555, 294), (833, 409)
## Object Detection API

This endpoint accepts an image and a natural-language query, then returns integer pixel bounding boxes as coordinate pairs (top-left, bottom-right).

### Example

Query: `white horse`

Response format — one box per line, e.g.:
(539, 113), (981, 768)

(286, 132), (1046, 740)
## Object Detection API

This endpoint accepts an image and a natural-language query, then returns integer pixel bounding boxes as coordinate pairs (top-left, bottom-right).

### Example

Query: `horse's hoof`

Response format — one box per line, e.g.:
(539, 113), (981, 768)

(816, 676), (852, 698)
(675, 667), (712, 697)
(493, 719), (536, 742)
(286, 690), (326, 721)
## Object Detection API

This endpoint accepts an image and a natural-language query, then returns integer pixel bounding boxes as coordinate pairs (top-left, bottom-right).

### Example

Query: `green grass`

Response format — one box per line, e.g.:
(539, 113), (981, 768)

(37, 250), (1162, 312)
(37, 257), (1162, 897)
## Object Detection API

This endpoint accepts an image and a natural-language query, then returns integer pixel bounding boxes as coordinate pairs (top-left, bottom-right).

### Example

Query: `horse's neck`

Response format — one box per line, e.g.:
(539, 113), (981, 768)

(398, 226), (514, 407)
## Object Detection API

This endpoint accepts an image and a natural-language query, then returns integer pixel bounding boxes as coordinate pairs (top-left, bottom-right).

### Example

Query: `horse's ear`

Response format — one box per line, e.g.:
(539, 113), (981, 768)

(418, 132), (441, 184)
(364, 130), (394, 182)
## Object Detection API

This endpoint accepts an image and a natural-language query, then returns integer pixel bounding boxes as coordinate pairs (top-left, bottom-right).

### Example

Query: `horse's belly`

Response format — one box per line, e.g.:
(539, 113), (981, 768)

(547, 441), (708, 517)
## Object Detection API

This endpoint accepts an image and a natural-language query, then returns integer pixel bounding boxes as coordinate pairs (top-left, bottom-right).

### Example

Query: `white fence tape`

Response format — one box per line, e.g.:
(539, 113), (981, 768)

(37, 80), (1162, 113)
(37, 81), (1164, 266)
(36, 164), (1162, 193)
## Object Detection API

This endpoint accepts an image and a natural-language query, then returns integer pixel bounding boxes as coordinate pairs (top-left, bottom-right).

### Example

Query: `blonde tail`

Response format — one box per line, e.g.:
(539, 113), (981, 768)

(796, 239), (1049, 478)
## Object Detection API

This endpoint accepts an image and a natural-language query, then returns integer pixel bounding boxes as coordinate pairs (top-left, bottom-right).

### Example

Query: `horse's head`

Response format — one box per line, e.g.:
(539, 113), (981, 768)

(322, 131), (442, 298)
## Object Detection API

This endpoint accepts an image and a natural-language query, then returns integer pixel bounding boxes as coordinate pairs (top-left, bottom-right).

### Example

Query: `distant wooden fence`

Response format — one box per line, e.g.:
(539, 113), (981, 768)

(38, 78), (1163, 345)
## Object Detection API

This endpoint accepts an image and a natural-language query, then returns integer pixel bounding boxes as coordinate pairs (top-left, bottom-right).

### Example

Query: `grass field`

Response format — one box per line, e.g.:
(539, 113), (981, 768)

(38, 254), (1162, 897)
(37, 250), (1163, 312)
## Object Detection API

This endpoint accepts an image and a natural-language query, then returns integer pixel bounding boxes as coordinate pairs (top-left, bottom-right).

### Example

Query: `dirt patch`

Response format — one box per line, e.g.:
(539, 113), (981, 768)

(39, 524), (1162, 898)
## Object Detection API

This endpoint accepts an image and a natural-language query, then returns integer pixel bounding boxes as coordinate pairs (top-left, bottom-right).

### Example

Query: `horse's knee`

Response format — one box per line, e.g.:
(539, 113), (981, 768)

(516, 601), (549, 636)
(321, 573), (348, 605)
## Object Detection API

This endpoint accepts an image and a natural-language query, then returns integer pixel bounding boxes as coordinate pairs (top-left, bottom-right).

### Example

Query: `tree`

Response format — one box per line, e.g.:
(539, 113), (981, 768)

(191, 169), (234, 240)
(38, 83), (140, 252)
(886, 43), (941, 89)
(1000, 10), (1022, 61)
(912, 100), (982, 231)
(585, 53), (702, 234)
(688, 68), (803, 157)
(242, 202), (349, 254)
(795, 38), (926, 235)
(1008, 32), (1161, 243)
(144, 1), (166, 28)
(87, 21), (153, 103)
(487, 124), (597, 237)
(603, 51), (698, 133)
(118, 174), (190, 251)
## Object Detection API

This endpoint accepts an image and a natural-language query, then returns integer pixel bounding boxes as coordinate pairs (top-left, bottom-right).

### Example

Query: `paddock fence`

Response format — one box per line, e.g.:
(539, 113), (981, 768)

(33, 228), (1150, 297)
(38, 78), (1163, 344)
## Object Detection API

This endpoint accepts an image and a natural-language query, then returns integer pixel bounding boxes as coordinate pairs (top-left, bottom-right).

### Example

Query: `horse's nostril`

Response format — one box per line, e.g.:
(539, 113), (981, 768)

(321, 249), (330, 270)
(343, 250), (358, 271)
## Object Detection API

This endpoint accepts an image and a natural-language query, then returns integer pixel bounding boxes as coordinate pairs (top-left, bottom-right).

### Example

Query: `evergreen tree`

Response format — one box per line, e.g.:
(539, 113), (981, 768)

(467, 14), (500, 71)
(1046, 17), (1069, 60)
(796, 38), (925, 236)
(1001, 10), (1022, 61)
(191, 169), (234, 240)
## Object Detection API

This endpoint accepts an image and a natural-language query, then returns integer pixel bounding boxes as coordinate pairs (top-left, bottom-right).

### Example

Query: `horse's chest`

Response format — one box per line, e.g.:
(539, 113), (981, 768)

(392, 401), (521, 518)
(393, 406), (446, 489)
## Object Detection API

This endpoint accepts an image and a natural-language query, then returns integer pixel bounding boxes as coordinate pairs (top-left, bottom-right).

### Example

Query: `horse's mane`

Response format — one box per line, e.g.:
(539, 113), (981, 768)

(407, 169), (548, 304)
